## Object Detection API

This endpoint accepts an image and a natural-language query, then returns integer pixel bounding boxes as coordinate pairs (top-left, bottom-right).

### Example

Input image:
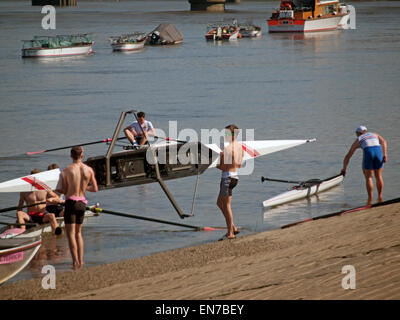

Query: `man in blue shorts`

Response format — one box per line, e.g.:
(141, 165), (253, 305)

(341, 126), (387, 205)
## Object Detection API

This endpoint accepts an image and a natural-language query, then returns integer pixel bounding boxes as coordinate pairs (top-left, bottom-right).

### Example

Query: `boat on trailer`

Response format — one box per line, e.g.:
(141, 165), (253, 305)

(21, 34), (93, 58)
(0, 235), (41, 285)
(262, 173), (344, 208)
(109, 33), (146, 51)
(0, 110), (316, 219)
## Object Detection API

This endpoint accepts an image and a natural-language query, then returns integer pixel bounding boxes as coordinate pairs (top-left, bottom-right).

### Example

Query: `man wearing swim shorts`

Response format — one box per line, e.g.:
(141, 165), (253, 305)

(16, 169), (62, 235)
(58, 146), (98, 269)
(216, 125), (244, 240)
(341, 126), (387, 205)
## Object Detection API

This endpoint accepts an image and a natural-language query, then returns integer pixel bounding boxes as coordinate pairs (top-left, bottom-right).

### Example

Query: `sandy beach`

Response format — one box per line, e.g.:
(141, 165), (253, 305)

(0, 202), (399, 300)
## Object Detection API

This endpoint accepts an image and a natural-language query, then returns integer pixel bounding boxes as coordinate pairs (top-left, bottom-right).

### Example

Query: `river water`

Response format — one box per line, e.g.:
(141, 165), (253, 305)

(0, 0), (399, 283)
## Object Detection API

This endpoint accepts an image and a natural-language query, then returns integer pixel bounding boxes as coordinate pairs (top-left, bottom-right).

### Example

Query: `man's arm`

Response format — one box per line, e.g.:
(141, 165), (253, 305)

(87, 168), (98, 192)
(46, 190), (61, 205)
(216, 151), (224, 171)
(376, 133), (387, 162)
(17, 193), (25, 211)
(56, 171), (67, 195)
(341, 139), (360, 176)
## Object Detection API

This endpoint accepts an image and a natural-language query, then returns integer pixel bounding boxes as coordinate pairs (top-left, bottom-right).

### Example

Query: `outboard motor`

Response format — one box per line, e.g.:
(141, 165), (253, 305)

(149, 31), (161, 44)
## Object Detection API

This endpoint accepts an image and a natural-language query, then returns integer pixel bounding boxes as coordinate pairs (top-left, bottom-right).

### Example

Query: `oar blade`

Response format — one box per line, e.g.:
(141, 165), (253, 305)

(26, 150), (46, 156)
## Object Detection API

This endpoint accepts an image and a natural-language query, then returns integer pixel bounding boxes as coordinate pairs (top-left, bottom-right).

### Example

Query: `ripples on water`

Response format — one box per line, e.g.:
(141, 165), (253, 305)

(0, 1), (399, 281)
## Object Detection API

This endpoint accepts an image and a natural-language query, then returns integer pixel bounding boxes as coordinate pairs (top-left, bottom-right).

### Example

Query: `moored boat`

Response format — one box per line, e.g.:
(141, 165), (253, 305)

(0, 236), (41, 285)
(262, 174), (344, 208)
(109, 33), (146, 51)
(205, 23), (241, 41)
(238, 23), (262, 38)
(21, 34), (93, 58)
(267, 0), (354, 33)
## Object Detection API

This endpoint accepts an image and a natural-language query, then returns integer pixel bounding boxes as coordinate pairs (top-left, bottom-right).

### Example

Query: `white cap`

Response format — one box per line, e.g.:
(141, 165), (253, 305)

(355, 125), (367, 133)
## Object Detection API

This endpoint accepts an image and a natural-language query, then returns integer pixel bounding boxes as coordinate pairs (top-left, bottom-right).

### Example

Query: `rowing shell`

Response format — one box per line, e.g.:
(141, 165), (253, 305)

(0, 139), (316, 193)
(0, 210), (98, 238)
(263, 174), (344, 208)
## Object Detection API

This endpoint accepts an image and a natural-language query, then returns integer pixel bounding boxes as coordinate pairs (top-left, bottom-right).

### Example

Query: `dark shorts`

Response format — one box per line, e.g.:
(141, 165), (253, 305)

(219, 177), (238, 197)
(363, 146), (383, 170)
(46, 204), (64, 217)
(28, 213), (47, 224)
(135, 136), (145, 145)
(64, 199), (86, 225)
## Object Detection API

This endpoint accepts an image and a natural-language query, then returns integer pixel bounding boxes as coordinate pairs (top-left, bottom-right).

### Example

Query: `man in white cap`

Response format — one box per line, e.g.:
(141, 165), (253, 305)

(341, 126), (387, 204)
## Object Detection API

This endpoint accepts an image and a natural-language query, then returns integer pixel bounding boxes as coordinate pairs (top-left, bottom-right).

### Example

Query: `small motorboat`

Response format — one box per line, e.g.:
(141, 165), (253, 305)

(238, 23), (262, 38)
(205, 23), (241, 41)
(109, 33), (147, 51)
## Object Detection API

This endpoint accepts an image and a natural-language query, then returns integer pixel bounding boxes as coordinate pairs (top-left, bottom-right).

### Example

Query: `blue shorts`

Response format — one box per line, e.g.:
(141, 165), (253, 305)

(363, 146), (383, 170)
(219, 177), (238, 197)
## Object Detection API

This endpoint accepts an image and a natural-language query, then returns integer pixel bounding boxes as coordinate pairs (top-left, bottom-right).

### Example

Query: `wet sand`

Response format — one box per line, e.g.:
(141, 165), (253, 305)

(0, 202), (399, 300)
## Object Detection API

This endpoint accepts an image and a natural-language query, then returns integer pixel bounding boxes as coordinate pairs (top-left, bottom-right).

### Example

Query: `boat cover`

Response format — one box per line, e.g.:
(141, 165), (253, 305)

(147, 24), (183, 45)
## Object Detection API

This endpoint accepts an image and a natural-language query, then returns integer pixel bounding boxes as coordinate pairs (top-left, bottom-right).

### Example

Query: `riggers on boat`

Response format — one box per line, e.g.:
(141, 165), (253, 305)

(21, 34), (94, 58)
(0, 110), (317, 219)
(267, 0), (355, 33)
(0, 210), (98, 239)
(0, 235), (41, 285)
(109, 33), (147, 51)
(262, 173), (344, 208)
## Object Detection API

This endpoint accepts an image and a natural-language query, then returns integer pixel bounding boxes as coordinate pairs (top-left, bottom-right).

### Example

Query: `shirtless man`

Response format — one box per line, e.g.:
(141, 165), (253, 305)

(123, 111), (155, 146)
(17, 169), (62, 235)
(341, 126), (387, 205)
(58, 146), (98, 269)
(216, 125), (244, 240)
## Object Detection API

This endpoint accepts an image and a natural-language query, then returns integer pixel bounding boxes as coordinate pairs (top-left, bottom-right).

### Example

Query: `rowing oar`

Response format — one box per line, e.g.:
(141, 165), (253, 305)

(261, 177), (302, 184)
(261, 173), (343, 186)
(87, 206), (225, 232)
(26, 137), (128, 155)
(0, 201), (47, 214)
(281, 196), (400, 229)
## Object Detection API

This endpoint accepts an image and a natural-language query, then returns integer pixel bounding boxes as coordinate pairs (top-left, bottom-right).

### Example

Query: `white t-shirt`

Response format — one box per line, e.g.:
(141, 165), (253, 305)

(128, 120), (154, 137)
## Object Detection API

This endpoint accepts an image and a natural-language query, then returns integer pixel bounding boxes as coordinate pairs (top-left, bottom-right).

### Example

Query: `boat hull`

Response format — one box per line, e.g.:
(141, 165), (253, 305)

(0, 236), (41, 285)
(22, 44), (93, 58)
(263, 175), (344, 208)
(111, 42), (145, 51)
(268, 15), (347, 33)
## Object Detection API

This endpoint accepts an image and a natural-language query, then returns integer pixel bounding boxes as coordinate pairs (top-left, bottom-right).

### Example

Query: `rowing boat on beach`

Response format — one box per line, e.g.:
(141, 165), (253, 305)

(0, 210), (98, 239)
(262, 174), (344, 208)
(0, 235), (41, 285)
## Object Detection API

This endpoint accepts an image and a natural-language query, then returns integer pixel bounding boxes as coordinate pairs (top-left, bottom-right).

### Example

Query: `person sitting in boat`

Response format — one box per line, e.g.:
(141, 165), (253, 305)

(45, 163), (65, 218)
(123, 111), (155, 147)
(16, 169), (62, 235)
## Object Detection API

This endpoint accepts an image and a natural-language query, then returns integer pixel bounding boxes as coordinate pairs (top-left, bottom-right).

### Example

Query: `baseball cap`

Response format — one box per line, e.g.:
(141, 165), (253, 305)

(355, 126), (367, 133)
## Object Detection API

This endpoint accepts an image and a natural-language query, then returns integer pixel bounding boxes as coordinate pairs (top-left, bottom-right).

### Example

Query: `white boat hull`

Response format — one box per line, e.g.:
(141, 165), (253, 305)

(268, 15), (346, 33)
(22, 44), (93, 58)
(263, 175), (344, 208)
(0, 139), (316, 192)
(240, 30), (262, 38)
(111, 42), (145, 51)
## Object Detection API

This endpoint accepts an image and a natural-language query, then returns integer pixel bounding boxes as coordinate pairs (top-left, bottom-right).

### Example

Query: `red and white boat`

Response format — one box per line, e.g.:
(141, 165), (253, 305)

(22, 34), (93, 58)
(268, 0), (354, 33)
(205, 23), (241, 41)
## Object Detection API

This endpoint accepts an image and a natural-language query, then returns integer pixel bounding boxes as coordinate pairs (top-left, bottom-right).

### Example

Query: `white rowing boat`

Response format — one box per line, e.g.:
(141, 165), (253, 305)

(0, 210), (98, 238)
(0, 139), (316, 193)
(262, 174), (344, 208)
(0, 235), (41, 285)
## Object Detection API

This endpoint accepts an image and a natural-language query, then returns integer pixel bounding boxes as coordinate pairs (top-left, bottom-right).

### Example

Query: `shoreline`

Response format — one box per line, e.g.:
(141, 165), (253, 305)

(0, 202), (399, 300)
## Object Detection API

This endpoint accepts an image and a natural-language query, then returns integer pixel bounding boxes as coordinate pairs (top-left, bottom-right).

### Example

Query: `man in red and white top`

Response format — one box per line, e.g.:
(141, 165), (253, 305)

(341, 126), (387, 205)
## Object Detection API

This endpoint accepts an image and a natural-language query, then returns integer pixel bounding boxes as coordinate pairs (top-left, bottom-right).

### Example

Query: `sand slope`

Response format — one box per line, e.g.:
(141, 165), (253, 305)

(1, 203), (399, 300)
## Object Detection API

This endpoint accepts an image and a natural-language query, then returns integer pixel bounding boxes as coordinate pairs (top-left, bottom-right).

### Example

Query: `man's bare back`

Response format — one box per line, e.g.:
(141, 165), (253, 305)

(61, 162), (96, 198)
(218, 141), (244, 172)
